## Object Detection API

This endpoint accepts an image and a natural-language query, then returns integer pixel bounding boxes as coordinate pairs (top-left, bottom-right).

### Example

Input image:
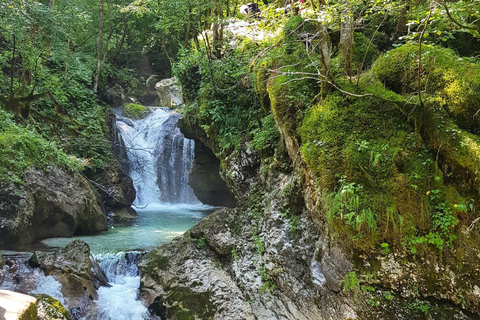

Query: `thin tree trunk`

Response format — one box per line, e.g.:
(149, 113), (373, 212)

(339, 1), (354, 78)
(10, 33), (15, 95)
(212, 0), (223, 59)
(317, 0), (331, 97)
(185, 7), (192, 47)
(93, 0), (104, 93)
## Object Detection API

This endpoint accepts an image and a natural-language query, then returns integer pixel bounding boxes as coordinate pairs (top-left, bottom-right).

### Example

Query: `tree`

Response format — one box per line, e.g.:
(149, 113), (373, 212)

(93, 0), (104, 93)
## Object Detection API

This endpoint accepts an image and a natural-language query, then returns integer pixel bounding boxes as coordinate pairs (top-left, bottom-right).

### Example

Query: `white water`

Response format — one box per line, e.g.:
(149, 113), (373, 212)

(116, 107), (199, 206)
(30, 269), (66, 305)
(1, 106), (218, 320)
(95, 252), (150, 320)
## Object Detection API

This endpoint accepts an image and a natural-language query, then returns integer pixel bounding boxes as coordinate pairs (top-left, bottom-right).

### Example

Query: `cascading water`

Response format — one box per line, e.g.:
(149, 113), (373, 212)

(1, 105), (217, 320)
(116, 108), (199, 206)
(94, 252), (152, 320)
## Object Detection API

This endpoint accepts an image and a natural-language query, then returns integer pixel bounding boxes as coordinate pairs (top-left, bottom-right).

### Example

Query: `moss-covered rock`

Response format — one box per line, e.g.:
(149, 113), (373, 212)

(36, 294), (71, 320)
(122, 103), (150, 119)
(373, 44), (480, 132)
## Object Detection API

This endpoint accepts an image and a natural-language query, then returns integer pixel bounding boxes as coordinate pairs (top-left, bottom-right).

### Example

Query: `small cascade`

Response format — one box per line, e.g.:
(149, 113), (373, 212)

(116, 107), (199, 206)
(94, 252), (151, 320)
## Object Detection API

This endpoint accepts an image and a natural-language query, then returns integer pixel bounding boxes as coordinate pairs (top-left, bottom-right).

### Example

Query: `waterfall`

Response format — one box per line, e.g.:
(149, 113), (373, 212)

(116, 107), (199, 206)
(94, 252), (151, 320)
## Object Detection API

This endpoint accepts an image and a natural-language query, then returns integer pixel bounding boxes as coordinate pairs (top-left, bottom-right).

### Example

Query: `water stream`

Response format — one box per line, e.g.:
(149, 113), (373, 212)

(0, 107), (216, 319)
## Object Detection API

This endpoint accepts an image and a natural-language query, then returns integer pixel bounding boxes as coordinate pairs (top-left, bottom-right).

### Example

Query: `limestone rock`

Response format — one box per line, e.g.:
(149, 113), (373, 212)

(29, 240), (108, 318)
(0, 289), (37, 320)
(0, 167), (107, 249)
(155, 78), (183, 108)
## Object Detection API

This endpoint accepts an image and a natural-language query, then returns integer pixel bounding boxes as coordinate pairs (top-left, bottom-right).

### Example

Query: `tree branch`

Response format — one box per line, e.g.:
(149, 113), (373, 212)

(442, 0), (479, 31)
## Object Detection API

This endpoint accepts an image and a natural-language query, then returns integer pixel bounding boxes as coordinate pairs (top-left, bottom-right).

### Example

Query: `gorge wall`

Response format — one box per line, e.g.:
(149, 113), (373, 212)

(138, 18), (480, 320)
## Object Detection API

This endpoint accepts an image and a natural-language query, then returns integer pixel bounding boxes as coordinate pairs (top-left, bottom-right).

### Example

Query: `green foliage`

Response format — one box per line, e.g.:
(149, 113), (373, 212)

(288, 215), (299, 236)
(247, 190), (264, 219)
(253, 235), (265, 256)
(0, 109), (81, 184)
(380, 242), (390, 255)
(258, 265), (275, 294)
(324, 177), (377, 241)
(196, 237), (206, 248)
(123, 103), (149, 119)
(384, 290), (394, 301)
(174, 48), (263, 154)
(343, 271), (360, 293)
(250, 114), (280, 153)
(231, 248), (238, 260)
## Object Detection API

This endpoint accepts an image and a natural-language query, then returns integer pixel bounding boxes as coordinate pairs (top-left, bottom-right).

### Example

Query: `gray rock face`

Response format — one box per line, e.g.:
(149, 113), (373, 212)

(139, 166), (357, 320)
(29, 240), (107, 319)
(0, 167), (107, 249)
(155, 78), (183, 108)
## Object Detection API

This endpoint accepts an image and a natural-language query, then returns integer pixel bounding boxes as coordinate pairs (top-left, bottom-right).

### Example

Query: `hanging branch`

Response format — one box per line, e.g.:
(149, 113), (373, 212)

(442, 0), (479, 31)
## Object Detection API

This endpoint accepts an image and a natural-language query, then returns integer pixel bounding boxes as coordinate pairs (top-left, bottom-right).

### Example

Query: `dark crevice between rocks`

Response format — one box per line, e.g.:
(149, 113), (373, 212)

(178, 119), (236, 208)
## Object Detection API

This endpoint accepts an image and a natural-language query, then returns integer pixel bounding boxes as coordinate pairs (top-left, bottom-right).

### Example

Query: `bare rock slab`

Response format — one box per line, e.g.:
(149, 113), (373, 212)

(0, 290), (37, 320)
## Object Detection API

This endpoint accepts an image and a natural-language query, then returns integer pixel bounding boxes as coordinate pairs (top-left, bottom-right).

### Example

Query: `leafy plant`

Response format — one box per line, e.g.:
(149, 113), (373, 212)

(343, 271), (360, 293)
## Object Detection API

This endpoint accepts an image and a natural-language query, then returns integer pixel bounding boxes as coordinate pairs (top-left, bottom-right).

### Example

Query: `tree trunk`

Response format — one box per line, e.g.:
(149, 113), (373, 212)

(212, 0), (223, 59)
(339, 1), (354, 77)
(93, 0), (104, 93)
(317, 0), (331, 97)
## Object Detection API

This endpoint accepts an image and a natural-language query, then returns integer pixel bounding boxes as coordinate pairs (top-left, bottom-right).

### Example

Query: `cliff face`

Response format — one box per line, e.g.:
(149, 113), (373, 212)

(139, 18), (480, 320)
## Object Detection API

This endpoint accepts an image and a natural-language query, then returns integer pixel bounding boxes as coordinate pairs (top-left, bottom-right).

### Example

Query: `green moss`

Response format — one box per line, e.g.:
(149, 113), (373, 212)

(165, 286), (215, 320)
(140, 249), (171, 283)
(122, 103), (149, 119)
(352, 33), (380, 71)
(297, 85), (466, 250)
(18, 300), (37, 320)
(36, 294), (71, 320)
(424, 103), (480, 194)
(373, 44), (480, 131)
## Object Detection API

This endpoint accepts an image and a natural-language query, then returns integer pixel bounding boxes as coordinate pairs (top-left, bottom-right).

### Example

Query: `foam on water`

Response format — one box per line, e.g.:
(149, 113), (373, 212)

(95, 252), (150, 320)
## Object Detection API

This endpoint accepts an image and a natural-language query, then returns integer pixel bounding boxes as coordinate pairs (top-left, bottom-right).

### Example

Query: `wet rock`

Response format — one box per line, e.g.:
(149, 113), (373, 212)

(188, 143), (236, 207)
(110, 207), (138, 220)
(99, 84), (125, 107)
(0, 167), (107, 249)
(29, 240), (108, 318)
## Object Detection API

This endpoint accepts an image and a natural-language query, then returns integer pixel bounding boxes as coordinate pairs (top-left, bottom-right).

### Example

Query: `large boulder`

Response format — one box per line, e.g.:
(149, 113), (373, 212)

(0, 290), (37, 320)
(0, 167), (107, 249)
(155, 78), (183, 108)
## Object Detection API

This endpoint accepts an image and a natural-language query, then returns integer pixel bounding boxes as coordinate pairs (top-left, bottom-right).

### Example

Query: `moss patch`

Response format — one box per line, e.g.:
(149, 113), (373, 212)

(373, 44), (480, 132)
(164, 286), (215, 320)
(122, 103), (150, 119)
(36, 294), (71, 320)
